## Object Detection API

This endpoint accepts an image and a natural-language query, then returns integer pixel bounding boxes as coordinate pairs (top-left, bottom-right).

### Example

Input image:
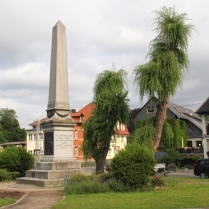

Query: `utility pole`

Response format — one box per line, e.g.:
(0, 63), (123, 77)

(34, 119), (41, 166)
(36, 119), (40, 150)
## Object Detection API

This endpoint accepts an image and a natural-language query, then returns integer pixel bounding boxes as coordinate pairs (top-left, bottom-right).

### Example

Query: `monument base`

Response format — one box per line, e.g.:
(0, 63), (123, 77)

(40, 155), (77, 162)
(16, 159), (91, 187)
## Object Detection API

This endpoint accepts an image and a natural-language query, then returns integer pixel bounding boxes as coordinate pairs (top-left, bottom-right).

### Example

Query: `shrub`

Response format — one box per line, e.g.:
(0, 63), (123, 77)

(65, 180), (109, 194)
(0, 146), (34, 176)
(65, 173), (134, 194)
(160, 148), (182, 166)
(150, 175), (165, 187)
(105, 178), (132, 192)
(69, 174), (94, 183)
(0, 169), (20, 181)
(0, 169), (7, 181)
(110, 143), (155, 189)
(167, 163), (178, 171)
(9, 171), (20, 179)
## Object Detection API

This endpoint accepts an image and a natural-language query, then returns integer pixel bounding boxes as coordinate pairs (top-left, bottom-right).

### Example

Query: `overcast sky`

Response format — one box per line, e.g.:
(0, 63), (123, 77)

(1, 0), (209, 129)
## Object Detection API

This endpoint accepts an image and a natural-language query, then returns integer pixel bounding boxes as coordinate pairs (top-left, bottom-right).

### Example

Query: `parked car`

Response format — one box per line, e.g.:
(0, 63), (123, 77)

(194, 159), (209, 178)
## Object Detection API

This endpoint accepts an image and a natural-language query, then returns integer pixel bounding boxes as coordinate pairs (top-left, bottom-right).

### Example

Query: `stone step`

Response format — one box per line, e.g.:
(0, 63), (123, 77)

(35, 161), (81, 170)
(26, 169), (81, 179)
(16, 177), (64, 187)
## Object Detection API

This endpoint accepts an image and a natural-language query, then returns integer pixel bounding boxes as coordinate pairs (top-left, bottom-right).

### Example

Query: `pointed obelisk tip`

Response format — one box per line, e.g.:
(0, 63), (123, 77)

(54, 20), (65, 28)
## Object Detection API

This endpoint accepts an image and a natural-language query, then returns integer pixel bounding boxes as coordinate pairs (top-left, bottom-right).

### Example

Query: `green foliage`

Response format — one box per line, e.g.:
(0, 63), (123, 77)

(132, 118), (155, 151)
(163, 118), (188, 148)
(0, 169), (20, 181)
(0, 169), (8, 181)
(111, 143), (155, 188)
(69, 174), (94, 183)
(133, 6), (194, 102)
(65, 181), (109, 194)
(65, 173), (131, 194)
(133, 117), (188, 150)
(182, 155), (202, 161)
(160, 148), (182, 166)
(166, 163), (178, 171)
(0, 146), (34, 176)
(161, 121), (174, 148)
(0, 131), (6, 144)
(133, 7), (194, 150)
(82, 68), (130, 173)
(0, 108), (26, 142)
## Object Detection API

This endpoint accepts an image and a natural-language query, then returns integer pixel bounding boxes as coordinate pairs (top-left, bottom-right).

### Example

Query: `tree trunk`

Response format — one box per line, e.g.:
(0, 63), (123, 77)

(153, 97), (169, 151)
(95, 147), (109, 174)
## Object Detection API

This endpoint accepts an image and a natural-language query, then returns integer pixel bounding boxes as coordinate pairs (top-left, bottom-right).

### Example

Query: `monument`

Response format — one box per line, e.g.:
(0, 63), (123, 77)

(42, 20), (76, 162)
(16, 21), (88, 187)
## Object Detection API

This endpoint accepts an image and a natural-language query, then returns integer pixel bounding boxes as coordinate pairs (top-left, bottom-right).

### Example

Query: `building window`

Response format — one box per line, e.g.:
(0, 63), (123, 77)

(75, 131), (78, 139)
(34, 134), (37, 140)
(29, 134), (33, 140)
(187, 141), (192, 147)
(147, 106), (154, 113)
(196, 141), (202, 147)
(39, 133), (43, 139)
(121, 137), (123, 142)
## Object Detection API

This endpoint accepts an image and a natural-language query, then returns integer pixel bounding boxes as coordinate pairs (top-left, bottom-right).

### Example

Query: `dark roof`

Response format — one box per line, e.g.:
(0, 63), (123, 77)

(196, 97), (209, 114)
(168, 102), (202, 129)
(135, 98), (202, 130)
(130, 108), (141, 119)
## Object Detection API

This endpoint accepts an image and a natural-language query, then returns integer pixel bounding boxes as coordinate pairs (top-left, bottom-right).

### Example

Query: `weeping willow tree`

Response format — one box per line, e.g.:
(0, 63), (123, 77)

(132, 117), (155, 152)
(164, 118), (188, 149)
(82, 69), (130, 174)
(132, 117), (188, 151)
(133, 7), (194, 150)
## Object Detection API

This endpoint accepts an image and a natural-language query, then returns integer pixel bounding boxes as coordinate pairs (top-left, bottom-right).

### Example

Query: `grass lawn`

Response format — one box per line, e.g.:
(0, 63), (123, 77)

(51, 177), (209, 209)
(0, 198), (14, 207)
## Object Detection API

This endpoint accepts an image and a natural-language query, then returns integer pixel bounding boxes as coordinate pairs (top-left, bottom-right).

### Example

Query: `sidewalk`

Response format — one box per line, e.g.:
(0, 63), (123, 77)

(0, 182), (64, 209)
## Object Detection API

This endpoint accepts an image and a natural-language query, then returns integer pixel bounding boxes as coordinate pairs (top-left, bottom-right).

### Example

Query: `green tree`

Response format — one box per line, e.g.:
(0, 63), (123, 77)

(82, 69), (130, 174)
(0, 108), (26, 142)
(133, 7), (194, 150)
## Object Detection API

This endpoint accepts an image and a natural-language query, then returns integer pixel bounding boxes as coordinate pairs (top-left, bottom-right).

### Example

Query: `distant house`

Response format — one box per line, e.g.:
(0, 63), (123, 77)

(196, 97), (209, 158)
(0, 141), (27, 149)
(26, 103), (129, 161)
(133, 98), (202, 150)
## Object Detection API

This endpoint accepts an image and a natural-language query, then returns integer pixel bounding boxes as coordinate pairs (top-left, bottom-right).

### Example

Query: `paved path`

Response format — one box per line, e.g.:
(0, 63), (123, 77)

(0, 182), (64, 209)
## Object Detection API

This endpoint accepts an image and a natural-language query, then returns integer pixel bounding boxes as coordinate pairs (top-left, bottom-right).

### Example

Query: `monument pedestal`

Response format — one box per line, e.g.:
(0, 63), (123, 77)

(16, 116), (90, 188)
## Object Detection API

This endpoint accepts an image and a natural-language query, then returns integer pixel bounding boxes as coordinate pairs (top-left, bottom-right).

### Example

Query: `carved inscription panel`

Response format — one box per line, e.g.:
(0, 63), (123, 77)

(54, 131), (73, 157)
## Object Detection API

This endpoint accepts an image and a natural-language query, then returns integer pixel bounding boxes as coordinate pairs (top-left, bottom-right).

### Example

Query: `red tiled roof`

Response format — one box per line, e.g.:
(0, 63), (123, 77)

(29, 118), (46, 127)
(115, 127), (130, 135)
(75, 103), (96, 123)
(71, 112), (84, 117)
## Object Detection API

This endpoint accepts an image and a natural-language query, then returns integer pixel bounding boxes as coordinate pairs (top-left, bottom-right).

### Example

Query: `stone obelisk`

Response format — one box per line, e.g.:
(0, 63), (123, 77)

(15, 22), (85, 187)
(42, 21), (76, 162)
